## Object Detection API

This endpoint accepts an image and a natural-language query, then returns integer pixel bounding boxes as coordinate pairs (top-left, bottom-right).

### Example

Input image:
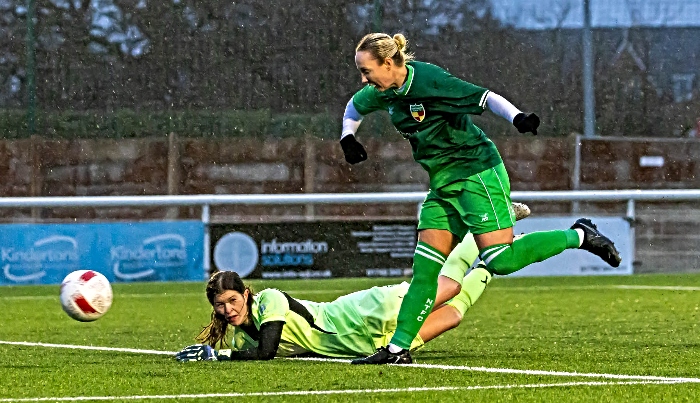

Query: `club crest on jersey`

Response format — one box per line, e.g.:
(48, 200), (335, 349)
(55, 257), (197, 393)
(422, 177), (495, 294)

(410, 104), (425, 122)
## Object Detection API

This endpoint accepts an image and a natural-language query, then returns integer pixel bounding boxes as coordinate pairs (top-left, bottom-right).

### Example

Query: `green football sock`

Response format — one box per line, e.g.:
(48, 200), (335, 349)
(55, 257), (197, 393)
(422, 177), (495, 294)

(480, 229), (580, 276)
(390, 241), (446, 350)
(445, 265), (491, 316)
(439, 233), (480, 282)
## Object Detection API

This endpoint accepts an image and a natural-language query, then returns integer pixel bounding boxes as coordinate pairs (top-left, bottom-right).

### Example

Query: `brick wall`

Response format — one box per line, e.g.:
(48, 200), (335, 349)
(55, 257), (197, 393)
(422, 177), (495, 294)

(2, 134), (699, 272)
(3, 135), (699, 219)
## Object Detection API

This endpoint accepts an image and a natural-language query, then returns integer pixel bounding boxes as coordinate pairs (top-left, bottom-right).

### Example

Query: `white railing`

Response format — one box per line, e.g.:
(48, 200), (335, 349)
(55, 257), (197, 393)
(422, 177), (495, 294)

(3, 189), (700, 209)
(2, 189), (700, 273)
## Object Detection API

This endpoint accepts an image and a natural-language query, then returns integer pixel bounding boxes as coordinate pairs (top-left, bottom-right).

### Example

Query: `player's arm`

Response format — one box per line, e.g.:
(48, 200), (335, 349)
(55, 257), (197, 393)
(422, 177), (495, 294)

(217, 321), (284, 361)
(175, 321), (285, 362)
(438, 69), (540, 135)
(339, 86), (387, 164)
(339, 98), (368, 164)
(485, 92), (540, 135)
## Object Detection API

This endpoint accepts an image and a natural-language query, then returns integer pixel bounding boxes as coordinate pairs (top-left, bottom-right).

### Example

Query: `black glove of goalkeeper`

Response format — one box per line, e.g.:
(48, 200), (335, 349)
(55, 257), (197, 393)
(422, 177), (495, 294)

(513, 112), (540, 135)
(340, 135), (367, 164)
(175, 344), (219, 362)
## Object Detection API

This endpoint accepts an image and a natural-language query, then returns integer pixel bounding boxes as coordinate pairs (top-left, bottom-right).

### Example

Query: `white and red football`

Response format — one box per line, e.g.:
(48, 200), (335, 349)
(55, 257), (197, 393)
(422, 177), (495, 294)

(59, 270), (113, 322)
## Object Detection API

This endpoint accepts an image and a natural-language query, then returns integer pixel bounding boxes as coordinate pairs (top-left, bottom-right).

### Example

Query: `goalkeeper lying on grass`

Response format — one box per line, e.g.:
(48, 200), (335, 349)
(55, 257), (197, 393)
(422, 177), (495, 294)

(175, 203), (531, 362)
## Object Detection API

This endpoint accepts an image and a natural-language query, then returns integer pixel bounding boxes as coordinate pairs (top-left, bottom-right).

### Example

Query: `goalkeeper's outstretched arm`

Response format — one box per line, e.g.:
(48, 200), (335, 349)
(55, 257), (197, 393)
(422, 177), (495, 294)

(217, 321), (284, 361)
(176, 321), (284, 362)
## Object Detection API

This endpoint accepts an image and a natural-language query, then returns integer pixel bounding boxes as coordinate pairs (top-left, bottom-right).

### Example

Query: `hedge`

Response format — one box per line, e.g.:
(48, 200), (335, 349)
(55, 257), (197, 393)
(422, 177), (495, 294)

(0, 108), (561, 140)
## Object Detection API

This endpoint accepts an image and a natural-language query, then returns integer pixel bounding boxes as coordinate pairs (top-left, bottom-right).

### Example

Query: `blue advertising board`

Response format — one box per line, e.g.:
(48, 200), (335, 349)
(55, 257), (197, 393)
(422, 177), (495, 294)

(0, 221), (205, 285)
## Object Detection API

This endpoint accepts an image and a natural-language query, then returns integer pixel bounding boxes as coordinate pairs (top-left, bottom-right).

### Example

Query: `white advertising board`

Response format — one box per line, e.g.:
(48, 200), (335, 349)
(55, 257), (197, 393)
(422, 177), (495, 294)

(508, 216), (633, 277)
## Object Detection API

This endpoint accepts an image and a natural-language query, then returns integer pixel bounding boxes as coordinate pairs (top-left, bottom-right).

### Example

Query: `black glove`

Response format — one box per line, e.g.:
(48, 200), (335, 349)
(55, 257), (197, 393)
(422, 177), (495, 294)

(175, 344), (219, 362)
(513, 112), (540, 135)
(340, 135), (367, 164)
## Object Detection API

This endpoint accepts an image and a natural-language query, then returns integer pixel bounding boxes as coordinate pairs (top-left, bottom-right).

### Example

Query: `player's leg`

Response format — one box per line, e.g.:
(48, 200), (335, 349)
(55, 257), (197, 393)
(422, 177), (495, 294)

(434, 202), (531, 307)
(370, 265), (491, 352)
(351, 192), (466, 365)
(415, 302), (462, 344)
(434, 232), (479, 307)
(384, 229), (454, 351)
(461, 163), (618, 275)
(418, 263), (492, 343)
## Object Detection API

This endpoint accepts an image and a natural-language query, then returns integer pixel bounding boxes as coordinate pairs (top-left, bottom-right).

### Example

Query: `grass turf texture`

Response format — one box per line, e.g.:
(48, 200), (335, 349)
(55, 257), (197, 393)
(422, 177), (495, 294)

(1, 274), (699, 402)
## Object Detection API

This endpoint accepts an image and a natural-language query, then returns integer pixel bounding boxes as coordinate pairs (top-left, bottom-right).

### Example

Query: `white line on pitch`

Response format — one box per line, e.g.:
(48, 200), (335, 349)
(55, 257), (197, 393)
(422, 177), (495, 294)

(0, 380), (689, 402)
(292, 357), (700, 383)
(613, 285), (700, 291)
(0, 341), (174, 356)
(2, 340), (699, 384)
(489, 285), (700, 292)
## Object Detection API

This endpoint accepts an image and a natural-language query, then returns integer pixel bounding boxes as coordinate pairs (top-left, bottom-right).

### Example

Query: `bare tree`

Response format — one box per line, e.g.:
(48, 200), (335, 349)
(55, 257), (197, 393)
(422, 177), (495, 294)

(597, 0), (691, 137)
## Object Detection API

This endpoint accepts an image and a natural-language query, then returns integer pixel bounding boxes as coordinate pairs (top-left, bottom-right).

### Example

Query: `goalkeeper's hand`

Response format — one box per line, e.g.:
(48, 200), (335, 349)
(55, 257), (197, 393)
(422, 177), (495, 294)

(175, 344), (218, 362)
(340, 135), (367, 164)
(513, 112), (540, 135)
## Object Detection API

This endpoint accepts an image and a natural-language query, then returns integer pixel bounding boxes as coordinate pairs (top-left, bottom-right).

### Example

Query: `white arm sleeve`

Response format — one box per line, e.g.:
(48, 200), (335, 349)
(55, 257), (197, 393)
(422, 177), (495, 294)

(486, 92), (522, 123)
(341, 98), (364, 139)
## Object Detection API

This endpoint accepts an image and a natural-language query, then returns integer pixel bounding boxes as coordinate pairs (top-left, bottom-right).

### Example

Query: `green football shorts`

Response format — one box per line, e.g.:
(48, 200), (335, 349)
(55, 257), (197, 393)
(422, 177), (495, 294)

(418, 162), (516, 238)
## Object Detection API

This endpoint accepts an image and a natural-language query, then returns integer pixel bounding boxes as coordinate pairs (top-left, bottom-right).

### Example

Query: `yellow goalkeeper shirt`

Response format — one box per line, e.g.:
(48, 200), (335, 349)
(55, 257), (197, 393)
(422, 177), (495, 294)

(227, 284), (423, 358)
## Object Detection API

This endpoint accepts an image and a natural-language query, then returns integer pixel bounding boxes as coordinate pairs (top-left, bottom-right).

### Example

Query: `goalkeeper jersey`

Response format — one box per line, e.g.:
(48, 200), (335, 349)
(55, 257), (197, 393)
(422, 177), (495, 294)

(228, 284), (423, 358)
(351, 61), (502, 189)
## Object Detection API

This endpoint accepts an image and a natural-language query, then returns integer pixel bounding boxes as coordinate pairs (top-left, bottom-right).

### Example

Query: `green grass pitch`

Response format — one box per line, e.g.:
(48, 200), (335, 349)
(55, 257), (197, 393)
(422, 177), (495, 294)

(1, 273), (699, 402)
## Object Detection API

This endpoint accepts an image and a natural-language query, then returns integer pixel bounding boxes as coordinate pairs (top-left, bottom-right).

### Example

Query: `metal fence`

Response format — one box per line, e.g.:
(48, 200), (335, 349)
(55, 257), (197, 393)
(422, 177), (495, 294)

(2, 1), (700, 138)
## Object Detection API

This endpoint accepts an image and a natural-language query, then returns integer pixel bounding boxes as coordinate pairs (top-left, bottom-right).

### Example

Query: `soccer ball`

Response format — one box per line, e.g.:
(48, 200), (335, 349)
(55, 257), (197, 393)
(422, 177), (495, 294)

(60, 270), (113, 322)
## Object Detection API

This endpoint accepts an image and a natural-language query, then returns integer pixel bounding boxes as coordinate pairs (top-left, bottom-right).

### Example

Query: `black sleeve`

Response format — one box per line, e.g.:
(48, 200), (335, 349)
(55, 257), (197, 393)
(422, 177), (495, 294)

(223, 321), (284, 361)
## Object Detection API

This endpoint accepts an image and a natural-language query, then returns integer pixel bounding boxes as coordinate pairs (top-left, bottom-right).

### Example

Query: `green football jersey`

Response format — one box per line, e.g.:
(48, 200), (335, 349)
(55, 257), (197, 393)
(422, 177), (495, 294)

(226, 285), (423, 358)
(352, 61), (503, 189)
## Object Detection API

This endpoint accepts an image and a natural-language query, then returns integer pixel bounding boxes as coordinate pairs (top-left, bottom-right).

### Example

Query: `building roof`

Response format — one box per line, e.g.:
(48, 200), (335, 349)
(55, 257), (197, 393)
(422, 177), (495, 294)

(489, 0), (700, 29)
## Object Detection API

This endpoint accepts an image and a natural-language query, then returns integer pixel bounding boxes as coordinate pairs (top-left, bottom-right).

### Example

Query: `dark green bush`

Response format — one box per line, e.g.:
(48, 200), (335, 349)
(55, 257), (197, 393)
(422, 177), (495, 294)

(0, 109), (363, 140)
(0, 108), (568, 140)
